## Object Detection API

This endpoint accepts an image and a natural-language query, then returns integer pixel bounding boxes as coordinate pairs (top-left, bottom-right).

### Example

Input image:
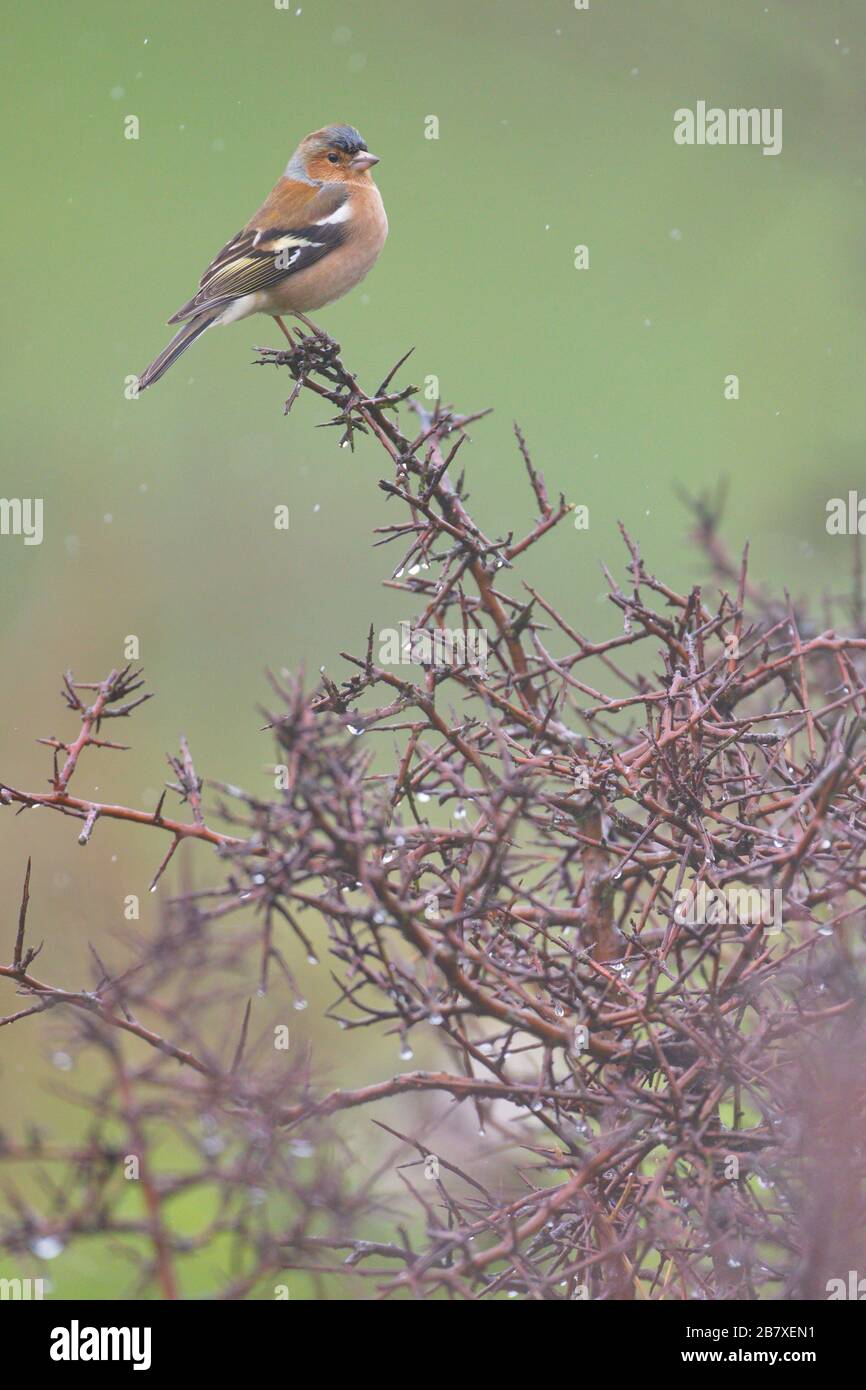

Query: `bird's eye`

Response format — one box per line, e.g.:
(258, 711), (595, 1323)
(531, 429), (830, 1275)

(327, 153), (340, 164)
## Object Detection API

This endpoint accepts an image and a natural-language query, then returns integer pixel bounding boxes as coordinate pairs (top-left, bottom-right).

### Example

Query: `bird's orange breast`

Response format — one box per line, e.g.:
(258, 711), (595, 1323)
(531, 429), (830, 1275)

(264, 184), (388, 313)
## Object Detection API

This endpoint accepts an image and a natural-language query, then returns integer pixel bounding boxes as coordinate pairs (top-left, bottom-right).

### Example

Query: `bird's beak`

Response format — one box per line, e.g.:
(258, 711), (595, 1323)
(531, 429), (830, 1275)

(350, 151), (380, 171)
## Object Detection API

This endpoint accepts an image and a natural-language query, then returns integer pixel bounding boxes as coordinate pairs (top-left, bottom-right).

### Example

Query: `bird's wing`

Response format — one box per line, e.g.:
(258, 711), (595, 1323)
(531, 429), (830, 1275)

(167, 181), (349, 323)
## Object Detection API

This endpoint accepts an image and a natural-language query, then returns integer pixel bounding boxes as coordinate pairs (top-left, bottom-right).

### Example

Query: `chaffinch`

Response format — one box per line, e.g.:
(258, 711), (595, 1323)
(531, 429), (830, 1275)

(137, 124), (387, 391)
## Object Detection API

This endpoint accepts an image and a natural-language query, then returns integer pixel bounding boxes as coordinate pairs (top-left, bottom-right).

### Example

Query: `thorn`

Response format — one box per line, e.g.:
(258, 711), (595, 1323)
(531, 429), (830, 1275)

(13, 858), (32, 968)
(231, 999), (253, 1074)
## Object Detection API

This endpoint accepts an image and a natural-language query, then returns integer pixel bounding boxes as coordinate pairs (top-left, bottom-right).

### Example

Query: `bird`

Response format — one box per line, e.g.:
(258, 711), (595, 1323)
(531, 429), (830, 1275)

(137, 124), (387, 391)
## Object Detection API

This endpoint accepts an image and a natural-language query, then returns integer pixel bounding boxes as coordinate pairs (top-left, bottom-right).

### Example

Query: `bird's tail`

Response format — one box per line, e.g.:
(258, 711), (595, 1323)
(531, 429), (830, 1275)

(137, 311), (218, 392)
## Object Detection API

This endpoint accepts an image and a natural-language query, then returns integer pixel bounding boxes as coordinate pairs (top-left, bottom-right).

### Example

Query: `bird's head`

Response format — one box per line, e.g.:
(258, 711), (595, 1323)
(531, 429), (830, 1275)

(293, 125), (381, 184)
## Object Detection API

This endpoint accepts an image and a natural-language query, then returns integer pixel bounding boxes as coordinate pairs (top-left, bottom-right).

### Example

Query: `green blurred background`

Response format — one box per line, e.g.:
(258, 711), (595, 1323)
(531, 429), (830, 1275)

(0, 0), (863, 1296)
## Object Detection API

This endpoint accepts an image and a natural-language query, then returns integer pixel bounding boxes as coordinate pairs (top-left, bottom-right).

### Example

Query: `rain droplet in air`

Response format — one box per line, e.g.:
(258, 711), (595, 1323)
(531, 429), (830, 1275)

(31, 1236), (64, 1260)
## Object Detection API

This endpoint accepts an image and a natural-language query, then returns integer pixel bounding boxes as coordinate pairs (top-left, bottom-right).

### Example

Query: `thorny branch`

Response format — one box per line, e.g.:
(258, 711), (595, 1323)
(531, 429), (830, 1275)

(1, 327), (865, 1299)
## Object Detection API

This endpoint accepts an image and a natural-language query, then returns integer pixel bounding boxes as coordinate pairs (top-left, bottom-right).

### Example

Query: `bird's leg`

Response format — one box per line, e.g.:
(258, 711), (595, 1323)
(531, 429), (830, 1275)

(273, 315), (295, 347)
(292, 310), (326, 339)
